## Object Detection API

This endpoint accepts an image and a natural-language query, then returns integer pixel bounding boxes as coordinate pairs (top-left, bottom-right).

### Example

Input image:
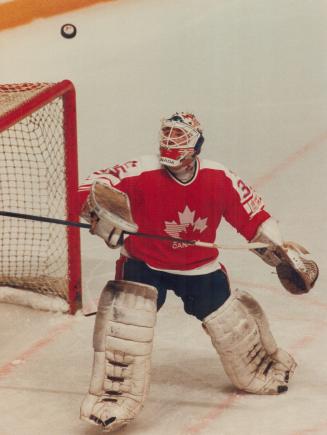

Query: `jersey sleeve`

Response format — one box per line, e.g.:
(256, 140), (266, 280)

(78, 160), (140, 214)
(222, 169), (271, 240)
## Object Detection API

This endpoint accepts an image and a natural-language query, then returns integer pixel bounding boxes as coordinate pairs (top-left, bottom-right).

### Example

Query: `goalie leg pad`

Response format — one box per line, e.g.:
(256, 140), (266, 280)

(203, 289), (297, 395)
(80, 280), (158, 432)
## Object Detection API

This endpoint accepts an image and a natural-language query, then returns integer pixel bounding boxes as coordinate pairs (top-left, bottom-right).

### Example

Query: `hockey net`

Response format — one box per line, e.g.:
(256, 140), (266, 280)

(0, 80), (81, 313)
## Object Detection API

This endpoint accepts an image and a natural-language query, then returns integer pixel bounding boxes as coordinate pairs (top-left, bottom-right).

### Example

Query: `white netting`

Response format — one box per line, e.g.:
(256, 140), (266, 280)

(0, 83), (50, 117)
(0, 87), (70, 302)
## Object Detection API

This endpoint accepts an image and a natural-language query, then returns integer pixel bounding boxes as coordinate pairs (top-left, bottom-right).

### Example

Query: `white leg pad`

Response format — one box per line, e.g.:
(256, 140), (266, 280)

(80, 280), (157, 432)
(203, 289), (297, 395)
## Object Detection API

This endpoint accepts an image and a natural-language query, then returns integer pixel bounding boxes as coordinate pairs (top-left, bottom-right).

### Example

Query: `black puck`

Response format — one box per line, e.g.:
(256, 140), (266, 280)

(61, 24), (77, 39)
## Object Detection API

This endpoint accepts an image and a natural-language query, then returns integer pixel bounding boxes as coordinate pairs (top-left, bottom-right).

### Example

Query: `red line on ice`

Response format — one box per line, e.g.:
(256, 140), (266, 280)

(0, 319), (74, 379)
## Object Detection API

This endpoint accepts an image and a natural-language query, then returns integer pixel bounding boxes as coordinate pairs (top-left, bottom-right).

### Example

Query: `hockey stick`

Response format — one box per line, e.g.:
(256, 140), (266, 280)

(0, 210), (269, 250)
(0, 210), (90, 229)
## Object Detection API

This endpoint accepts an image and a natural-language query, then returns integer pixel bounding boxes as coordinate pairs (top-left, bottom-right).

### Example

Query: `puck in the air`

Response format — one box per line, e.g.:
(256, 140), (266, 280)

(61, 24), (77, 39)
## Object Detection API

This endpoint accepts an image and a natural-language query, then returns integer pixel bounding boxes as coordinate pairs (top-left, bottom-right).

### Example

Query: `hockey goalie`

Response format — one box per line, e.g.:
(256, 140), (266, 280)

(79, 112), (319, 432)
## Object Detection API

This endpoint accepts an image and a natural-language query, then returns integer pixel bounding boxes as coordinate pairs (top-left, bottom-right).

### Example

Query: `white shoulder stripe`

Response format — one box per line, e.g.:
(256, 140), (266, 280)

(80, 155), (161, 189)
(200, 158), (245, 188)
(200, 159), (230, 173)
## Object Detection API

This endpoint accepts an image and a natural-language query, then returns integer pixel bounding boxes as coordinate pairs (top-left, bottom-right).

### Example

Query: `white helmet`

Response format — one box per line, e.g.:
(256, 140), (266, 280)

(159, 112), (204, 167)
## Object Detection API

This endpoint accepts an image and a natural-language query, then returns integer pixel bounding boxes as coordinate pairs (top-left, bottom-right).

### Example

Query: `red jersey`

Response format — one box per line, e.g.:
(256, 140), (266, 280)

(79, 155), (270, 272)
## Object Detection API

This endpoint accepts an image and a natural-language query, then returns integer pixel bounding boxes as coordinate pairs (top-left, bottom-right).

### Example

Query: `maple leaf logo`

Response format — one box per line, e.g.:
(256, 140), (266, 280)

(164, 205), (208, 239)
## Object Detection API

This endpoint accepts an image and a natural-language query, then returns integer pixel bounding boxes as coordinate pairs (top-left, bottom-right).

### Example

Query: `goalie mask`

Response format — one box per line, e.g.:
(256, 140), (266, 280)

(159, 112), (204, 167)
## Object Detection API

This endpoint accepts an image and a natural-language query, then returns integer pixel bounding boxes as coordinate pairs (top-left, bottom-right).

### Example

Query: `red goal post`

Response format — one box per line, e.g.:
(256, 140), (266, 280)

(0, 80), (81, 313)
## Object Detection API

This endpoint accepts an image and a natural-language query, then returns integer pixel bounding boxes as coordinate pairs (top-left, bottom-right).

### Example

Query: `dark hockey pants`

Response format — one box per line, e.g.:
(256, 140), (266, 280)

(115, 256), (231, 321)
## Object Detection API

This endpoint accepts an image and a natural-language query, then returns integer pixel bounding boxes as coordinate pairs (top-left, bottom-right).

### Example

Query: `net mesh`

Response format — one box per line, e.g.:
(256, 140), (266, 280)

(0, 84), (69, 300)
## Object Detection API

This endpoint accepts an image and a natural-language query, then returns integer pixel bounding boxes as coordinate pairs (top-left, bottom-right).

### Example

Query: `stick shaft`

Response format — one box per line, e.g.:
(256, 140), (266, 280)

(0, 210), (268, 250)
(0, 211), (90, 228)
(194, 240), (268, 250)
